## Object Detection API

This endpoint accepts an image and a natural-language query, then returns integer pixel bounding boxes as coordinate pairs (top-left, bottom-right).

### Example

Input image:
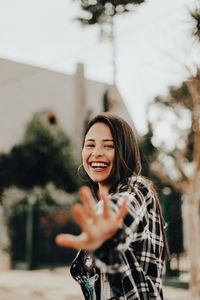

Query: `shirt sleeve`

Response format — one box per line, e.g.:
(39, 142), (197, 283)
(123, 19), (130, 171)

(91, 176), (154, 274)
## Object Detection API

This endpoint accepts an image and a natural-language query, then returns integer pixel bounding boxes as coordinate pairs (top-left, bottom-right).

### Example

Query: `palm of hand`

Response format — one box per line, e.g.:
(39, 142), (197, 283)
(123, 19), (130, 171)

(56, 186), (127, 251)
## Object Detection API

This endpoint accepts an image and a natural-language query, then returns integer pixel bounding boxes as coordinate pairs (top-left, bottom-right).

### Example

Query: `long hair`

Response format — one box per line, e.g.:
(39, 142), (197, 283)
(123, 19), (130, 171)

(82, 113), (169, 258)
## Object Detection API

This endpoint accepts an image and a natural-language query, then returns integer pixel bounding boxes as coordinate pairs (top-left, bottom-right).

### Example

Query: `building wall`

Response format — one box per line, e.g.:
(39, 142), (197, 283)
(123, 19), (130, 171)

(0, 59), (109, 154)
(0, 58), (134, 154)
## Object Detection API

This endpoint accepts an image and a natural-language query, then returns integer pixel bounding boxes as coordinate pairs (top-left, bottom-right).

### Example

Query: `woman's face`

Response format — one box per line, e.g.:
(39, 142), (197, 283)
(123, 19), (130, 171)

(82, 122), (115, 186)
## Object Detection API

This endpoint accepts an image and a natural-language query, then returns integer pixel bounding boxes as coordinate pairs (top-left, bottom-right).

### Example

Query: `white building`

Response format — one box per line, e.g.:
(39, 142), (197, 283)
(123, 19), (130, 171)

(0, 58), (134, 156)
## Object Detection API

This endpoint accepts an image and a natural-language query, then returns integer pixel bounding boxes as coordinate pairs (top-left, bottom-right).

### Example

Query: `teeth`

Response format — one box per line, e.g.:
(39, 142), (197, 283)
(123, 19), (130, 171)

(91, 162), (108, 168)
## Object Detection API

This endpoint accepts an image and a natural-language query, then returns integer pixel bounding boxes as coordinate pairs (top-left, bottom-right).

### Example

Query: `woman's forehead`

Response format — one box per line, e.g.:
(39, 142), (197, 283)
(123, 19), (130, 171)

(85, 122), (113, 140)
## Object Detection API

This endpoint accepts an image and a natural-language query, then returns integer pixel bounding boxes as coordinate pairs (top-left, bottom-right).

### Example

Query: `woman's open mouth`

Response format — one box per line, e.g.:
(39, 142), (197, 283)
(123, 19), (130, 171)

(89, 161), (109, 172)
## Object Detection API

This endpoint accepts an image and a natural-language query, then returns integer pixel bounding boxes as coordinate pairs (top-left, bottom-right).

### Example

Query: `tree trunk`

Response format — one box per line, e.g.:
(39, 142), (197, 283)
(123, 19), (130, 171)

(186, 71), (200, 299)
(187, 185), (200, 299)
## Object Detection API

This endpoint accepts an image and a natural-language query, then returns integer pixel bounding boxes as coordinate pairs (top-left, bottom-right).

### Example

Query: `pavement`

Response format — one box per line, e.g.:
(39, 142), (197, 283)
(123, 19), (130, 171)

(0, 267), (190, 300)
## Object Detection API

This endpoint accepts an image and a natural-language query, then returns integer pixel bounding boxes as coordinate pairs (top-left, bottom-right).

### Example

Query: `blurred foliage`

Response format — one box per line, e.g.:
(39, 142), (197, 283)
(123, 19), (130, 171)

(76, 0), (145, 25)
(138, 122), (184, 256)
(161, 191), (183, 255)
(2, 184), (80, 266)
(137, 82), (192, 256)
(191, 8), (200, 40)
(139, 123), (160, 185)
(0, 111), (80, 201)
(154, 82), (193, 163)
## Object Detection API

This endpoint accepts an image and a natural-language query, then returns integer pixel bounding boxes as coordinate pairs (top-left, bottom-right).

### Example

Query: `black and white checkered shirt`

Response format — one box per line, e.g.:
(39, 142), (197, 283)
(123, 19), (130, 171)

(91, 176), (165, 300)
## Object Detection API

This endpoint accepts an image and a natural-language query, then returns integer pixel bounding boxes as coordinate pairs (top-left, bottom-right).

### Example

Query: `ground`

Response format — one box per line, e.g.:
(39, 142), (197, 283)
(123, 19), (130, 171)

(0, 267), (190, 300)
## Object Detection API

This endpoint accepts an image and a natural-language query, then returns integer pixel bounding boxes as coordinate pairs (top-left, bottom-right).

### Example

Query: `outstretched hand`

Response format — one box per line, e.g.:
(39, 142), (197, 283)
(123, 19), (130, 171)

(56, 186), (127, 251)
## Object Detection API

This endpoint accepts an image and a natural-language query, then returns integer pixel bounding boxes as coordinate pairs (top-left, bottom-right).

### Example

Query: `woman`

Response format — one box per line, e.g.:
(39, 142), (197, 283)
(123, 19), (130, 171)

(56, 113), (169, 300)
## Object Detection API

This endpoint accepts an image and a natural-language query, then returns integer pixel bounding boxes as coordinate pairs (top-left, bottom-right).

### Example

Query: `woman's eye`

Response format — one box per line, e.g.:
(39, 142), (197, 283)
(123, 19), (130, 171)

(105, 145), (114, 148)
(86, 144), (95, 147)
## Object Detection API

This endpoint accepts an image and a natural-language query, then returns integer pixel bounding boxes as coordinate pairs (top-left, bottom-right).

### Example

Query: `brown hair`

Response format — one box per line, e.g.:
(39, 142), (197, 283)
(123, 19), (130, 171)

(82, 113), (169, 258)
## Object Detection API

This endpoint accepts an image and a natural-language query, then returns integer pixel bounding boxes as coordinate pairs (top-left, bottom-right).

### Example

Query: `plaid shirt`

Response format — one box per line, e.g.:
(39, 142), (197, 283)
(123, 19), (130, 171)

(71, 176), (165, 300)
(92, 176), (165, 300)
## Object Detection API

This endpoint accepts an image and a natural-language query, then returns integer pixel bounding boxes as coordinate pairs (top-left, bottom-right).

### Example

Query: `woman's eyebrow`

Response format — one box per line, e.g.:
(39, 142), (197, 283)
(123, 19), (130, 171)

(85, 139), (114, 142)
(103, 139), (114, 142)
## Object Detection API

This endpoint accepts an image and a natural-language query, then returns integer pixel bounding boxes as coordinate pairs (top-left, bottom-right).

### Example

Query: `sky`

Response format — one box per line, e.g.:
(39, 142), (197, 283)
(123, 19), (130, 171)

(0, 0), (199, 134)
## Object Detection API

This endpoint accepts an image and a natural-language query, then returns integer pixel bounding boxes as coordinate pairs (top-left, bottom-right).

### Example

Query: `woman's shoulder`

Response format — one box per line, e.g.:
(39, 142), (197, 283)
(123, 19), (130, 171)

(116, 175), (153, 195)
(109, 175), (156, 210)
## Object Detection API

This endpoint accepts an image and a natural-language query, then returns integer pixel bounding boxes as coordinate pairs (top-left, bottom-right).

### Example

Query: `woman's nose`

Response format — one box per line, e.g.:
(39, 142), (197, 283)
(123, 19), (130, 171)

(92, 145), (103, 156)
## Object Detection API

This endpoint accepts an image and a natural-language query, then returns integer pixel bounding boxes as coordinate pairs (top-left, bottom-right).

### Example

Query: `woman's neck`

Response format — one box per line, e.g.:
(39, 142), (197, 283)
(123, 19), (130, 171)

(98, 183), (110, 198)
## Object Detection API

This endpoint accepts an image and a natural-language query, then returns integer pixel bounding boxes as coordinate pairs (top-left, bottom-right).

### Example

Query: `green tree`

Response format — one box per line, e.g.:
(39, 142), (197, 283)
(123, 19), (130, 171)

(139, 123), (158, 181)
(0, 110), (79, 200)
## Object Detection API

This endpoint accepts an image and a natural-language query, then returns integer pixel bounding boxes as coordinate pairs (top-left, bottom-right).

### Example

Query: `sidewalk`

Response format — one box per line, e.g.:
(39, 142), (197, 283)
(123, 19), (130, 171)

(0, 267), (190, 300)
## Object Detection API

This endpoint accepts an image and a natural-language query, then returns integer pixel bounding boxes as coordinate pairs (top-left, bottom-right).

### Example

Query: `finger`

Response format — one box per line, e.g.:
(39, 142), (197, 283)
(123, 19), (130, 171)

(116, 196), (128, 223)
(101, 193), (110, 219)
(72, 203), (93, 235)
(79, 186), (97, 221)
(55, 233), (89, 250)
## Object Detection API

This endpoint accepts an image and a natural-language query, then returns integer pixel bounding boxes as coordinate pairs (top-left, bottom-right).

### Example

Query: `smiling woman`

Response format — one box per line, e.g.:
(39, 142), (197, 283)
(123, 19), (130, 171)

(56, 113), (169, 300)
(82, 122), (115, 189)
